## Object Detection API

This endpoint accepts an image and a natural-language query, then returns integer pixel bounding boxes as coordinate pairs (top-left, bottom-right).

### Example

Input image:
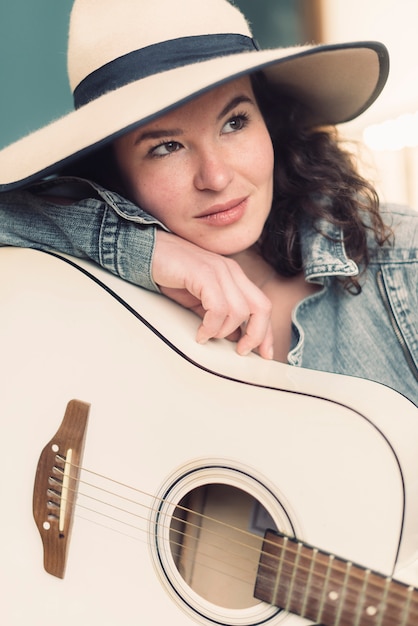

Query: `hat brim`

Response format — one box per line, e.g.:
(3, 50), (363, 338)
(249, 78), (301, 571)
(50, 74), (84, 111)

(0, 41), (388, 191)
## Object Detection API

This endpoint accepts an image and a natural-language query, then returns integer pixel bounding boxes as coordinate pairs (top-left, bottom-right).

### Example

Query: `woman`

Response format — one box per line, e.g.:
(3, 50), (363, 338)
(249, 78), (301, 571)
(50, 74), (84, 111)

(0, 0), (417, 403)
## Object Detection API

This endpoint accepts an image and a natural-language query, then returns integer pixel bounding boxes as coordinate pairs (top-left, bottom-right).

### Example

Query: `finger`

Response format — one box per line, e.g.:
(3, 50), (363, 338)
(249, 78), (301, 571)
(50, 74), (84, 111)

(234, 290), (273, 358)
(162, 273), (249, 342)
(196, 304), (247, 344)
(224, 267), (274, 357)
(196, 271), (273, 357)
(155, 234), (274, 355)
(196, 280), (257, 344)
(188, 264), (250, 342)
(161, 286), (236, 347)
(237, 316), (274, 360)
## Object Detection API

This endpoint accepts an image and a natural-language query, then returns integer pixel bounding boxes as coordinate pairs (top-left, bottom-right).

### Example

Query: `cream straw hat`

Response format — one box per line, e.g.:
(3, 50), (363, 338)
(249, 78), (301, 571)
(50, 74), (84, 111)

(0, 0), (389, 191)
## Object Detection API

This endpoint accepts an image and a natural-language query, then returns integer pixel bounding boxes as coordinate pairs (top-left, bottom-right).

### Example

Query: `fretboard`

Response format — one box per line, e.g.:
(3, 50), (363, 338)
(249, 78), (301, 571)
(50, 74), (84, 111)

(254, 529), (418, 626)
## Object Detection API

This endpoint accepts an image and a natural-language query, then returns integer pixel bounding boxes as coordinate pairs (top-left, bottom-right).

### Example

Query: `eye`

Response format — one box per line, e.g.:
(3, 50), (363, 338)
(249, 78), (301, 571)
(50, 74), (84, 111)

(222, 113), (250, 134)
(150, 141), (182, 157)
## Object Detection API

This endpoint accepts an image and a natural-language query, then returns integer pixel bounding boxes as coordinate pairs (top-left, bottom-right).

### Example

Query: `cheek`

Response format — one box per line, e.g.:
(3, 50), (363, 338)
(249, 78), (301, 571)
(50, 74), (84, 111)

(132, 179), (170, 222)
(113, 140), (178, 221)
(239, 123), (275, 199)
(128, 167), (186, 227)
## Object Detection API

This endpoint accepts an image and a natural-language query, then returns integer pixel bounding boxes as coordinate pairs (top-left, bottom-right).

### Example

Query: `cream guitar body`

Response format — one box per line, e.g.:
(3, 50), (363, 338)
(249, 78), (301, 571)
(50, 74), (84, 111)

(1, 247), (417, 626)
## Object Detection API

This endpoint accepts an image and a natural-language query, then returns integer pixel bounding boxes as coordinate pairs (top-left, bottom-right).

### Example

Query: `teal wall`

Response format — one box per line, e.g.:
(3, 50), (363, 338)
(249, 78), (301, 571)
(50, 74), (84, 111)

(0, 1), (73, 148)
(235, 0), (304, 48)
(0, 0), (302, 149)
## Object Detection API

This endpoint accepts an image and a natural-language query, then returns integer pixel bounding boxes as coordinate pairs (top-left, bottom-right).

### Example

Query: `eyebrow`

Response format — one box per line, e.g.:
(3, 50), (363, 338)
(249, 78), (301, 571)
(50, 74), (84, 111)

(134, 127), (183, 145)
(135, 94), (255, 145)
(217, 95), (254, 120)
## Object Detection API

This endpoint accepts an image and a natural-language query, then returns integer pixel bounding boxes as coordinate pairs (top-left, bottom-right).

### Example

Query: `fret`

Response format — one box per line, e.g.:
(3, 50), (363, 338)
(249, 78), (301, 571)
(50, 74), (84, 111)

(300, 547), (318, 618)
(272, 536), (312, 615)
(254, 529), (418, 626)
(285, 541), (303, 612)
(314, 554), (354, 626)
(254, 531), (305, 613)
(271, 535), (288, 604)
(316, 554), (336, 624)
(334, 561), (351, 626)
(352, 570), (414, 626)
(287, 539), (318, 613)
(353, 569), (371, 626)
(376, 576), (392, 626)
(371, 573), (418, 626)
(253, 531), (286, 607)
(400, 586), (414, 626)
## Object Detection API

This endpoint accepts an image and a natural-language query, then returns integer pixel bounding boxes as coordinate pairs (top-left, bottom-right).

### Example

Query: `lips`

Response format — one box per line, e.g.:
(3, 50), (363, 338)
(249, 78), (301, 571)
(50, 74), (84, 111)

(196, 197), (248, 226)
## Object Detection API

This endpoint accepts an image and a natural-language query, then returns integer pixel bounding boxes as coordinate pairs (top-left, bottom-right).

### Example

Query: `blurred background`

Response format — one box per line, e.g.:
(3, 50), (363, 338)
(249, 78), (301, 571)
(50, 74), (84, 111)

(1, 0), (417, 209)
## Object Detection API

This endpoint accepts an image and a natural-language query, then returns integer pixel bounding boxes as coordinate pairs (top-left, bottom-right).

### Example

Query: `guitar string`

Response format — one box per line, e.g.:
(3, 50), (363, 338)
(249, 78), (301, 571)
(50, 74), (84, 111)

(70, 483), (418, 619)
(74, 481), (418, 624)
(57, 460), (418, 616)
(57, 461), (267, 551)
(74, 505), (260, 594)
(57, 472), (309, 599)
(51, 457), (418, 615)
(54, 470), (270, 594)
(75, 486), (261, 577)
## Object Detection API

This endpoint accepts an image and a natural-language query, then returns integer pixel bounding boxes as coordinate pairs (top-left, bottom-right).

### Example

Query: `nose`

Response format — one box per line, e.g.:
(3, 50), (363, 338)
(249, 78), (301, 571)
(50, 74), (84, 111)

(193, 147), (234, 192)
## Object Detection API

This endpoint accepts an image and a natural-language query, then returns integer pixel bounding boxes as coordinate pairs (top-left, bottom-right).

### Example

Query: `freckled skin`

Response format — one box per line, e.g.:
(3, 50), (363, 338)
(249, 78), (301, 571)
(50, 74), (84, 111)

(113, 76), (275, 256)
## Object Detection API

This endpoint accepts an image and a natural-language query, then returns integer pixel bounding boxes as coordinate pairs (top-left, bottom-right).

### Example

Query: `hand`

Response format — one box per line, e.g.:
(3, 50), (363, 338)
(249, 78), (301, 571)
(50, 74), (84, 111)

(152, 230), (274, 359)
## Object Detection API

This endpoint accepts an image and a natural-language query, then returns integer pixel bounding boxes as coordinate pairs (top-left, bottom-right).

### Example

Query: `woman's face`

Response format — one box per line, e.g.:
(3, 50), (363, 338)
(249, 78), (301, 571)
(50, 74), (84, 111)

(114, 76), (274, 255)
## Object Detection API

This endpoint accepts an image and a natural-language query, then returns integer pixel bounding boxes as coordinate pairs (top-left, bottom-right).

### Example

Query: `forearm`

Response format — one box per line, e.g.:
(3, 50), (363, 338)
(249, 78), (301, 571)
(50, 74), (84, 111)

(0, 187), (158, 291)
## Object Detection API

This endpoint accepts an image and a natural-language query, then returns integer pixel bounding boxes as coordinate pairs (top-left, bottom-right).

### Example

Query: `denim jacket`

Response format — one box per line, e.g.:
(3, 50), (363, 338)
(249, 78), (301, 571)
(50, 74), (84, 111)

(1, 176), (417, 404)
(0, 177), (163, 292)
(291, 207), (418, 404)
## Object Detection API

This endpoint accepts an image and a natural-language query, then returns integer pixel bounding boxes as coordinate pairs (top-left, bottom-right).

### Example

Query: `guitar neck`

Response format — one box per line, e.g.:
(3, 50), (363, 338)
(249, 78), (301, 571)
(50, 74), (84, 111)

(254, 529), (418, 626)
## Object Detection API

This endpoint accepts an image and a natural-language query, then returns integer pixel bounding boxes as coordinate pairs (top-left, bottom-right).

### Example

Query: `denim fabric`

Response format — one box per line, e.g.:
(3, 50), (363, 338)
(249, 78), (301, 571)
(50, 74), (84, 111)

(0, 177), (166, 292)
(1, 177), (417, 404)
(290, 206), (418, 404)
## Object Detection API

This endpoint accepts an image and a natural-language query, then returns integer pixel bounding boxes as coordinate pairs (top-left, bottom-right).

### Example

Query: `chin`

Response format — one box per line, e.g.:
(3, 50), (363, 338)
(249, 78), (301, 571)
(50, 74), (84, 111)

(206, 232), (262, 256)
(199, 241), (250, 257)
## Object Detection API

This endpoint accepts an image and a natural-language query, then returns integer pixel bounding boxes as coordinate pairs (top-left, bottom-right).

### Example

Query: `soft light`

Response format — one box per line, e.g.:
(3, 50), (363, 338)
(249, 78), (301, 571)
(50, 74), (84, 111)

(363, 111), (418, 151)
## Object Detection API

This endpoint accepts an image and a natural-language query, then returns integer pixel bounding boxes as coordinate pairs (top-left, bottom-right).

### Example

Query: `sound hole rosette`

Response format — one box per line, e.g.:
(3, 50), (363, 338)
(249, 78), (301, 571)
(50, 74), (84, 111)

(149, 461), (296, 625)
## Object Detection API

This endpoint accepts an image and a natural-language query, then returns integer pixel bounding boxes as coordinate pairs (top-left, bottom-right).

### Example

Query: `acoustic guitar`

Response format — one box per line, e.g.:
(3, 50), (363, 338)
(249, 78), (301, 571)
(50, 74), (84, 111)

(1, 247), (417, 626)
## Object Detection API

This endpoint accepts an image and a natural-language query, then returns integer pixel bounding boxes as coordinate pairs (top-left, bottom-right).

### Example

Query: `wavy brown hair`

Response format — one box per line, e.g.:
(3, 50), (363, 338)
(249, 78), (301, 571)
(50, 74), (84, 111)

(252, 73), (392, 293)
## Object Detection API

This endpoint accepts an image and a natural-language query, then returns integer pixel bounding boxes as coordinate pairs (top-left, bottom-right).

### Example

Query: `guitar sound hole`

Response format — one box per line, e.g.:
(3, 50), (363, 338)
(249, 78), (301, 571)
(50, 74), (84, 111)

(169, 483), (277, 610)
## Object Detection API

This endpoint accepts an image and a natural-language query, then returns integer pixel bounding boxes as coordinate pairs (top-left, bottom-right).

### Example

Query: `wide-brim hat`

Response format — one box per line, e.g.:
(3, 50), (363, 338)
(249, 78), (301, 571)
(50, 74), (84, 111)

(0, 0), (389, 191)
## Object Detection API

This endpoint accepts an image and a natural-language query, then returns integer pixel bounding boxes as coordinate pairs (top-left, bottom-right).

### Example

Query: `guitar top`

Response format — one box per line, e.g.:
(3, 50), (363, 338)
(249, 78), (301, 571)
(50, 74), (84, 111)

(1, 247), (417, 626)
